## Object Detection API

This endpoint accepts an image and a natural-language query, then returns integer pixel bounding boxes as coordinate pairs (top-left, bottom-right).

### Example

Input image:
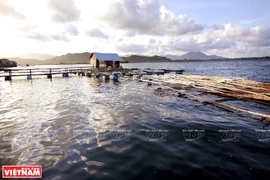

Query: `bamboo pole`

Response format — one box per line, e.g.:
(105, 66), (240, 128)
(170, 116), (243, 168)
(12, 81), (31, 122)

(142, 75), (270, 121)
(149, 74), (270, 105)
(167, 87), (270, 121)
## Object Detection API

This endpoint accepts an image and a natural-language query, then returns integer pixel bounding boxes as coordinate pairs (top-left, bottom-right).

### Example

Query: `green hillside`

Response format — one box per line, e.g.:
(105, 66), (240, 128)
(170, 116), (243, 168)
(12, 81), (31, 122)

(8, 53), (172, 65)
(9, 57), (45, 65)
(46, 52), (91, 64)
(122, 55), (172, 63)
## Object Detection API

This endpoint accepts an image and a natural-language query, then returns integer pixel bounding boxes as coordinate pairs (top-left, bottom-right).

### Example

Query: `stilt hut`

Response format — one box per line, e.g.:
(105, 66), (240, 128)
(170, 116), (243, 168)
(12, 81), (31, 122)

(90, 52), (123, 69)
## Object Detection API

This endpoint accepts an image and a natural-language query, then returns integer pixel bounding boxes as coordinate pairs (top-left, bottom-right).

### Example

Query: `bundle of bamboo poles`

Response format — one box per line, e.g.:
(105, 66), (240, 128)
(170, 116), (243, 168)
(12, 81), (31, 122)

(144, 74), (270, 121)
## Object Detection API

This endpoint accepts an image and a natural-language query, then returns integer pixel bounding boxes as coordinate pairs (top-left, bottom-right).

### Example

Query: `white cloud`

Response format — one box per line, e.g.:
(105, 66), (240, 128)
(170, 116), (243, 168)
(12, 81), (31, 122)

(0, 0), (269, 58)
(219, 24), (270, 47)
(91, 0), (203, 36)
(148, 38), (156, 44)
(48, 0), (80, 23)
(85, 28), (108, 39)
(65, 24), (79, 36)
(0, 0), (25, 19)
(116, 43), (150, 53)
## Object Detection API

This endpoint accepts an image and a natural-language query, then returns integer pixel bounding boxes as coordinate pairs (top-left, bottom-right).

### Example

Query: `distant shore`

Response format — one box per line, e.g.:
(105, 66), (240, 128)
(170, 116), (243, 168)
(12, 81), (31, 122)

(122, 58), (270, 63)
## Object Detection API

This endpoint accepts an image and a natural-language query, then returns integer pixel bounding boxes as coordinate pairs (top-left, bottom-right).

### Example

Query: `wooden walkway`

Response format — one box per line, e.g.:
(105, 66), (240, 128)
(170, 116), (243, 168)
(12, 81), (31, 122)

(0, 66), (184, 81)
(0, 67), (92, 80)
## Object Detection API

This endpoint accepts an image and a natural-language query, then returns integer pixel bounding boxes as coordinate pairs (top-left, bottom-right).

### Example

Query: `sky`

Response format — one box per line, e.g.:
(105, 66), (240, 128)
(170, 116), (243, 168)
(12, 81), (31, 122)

(0, 0), (269, 58)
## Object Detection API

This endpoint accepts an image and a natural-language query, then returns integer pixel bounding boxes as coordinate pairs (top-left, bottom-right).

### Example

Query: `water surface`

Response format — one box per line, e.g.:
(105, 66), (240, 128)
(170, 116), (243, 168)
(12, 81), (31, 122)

(1, 60), (270, 180)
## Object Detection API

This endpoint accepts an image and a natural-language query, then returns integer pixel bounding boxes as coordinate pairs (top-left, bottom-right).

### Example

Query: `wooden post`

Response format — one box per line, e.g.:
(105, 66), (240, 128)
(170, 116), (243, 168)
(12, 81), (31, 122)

(27, 69), (32, 80)
(5, 69), (12, 81)
(47, 69), (52, 79)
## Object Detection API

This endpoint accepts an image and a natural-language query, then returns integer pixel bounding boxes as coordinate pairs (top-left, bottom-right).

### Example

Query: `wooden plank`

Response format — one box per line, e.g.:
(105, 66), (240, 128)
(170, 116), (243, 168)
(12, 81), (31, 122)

(168, 87), (270, 121)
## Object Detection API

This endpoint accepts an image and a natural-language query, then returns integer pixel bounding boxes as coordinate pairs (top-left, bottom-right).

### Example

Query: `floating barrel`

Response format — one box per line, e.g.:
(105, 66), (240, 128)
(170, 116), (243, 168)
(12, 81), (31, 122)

(47, 74), (52, 79)
(63, 73), (69, 77)
(78, 72), (85, 76)
(86, 73), (91, 77)
(4, 76), (11, 81)
(113, 74), (118, 81)
(103, 75), (110, 80)
(27, 75), (32, 80)
(148, 79), (152, 86)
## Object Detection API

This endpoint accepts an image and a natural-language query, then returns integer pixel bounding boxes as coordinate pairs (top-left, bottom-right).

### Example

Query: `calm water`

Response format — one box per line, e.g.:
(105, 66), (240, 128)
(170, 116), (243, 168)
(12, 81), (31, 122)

(1, 60), (270, 180)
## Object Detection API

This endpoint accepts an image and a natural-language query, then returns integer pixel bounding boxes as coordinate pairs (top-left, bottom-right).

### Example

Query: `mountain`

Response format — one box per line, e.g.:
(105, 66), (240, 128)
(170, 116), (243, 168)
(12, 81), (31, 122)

(9, 57), (45, 65)
(46, 52), (91, 64)
(166, 51), (225, 60)
(10, 53), (55, 60)
(7, 52), (226, 66)
(8, 53), (91, 65)
(165, 54), (183, 60)
(122, 55), (172, 63)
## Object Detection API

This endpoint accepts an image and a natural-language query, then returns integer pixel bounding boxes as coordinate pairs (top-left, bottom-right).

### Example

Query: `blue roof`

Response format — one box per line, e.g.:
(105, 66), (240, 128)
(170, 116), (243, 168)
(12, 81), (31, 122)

(91, 52), (123, 61)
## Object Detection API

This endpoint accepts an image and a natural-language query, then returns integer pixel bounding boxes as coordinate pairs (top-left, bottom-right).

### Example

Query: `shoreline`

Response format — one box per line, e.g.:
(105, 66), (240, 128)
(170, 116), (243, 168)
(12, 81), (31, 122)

(13, 58), (270, 66)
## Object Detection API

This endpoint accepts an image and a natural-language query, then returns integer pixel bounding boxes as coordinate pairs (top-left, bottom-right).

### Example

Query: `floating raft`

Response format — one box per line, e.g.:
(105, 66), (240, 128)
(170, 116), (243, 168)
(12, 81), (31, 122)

(0, 67), (185, 80)
(142, 74), (270, 121)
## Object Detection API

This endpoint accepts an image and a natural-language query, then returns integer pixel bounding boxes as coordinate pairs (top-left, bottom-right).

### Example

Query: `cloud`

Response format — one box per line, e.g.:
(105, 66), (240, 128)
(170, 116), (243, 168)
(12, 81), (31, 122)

(65, 24), (79, 36)
(244, 26), (270, 47)
(212, 24), (224, 31)
(0, 0), (25, 19)
(124, 31), (137, 37)
(26, 31), (69, 42)
(51, 33), (69, 41)
(221, 24), (270, 47)
(85, 28), (108, 39)
(160, 34), (236, 53)
(159, 6), (203, 36)
(148, 38), (156, 44)
(94, 0), (203, 36)
(27, 32), (50, 42)
(116, 43), (150, 53)
(48, 0), (80, 23)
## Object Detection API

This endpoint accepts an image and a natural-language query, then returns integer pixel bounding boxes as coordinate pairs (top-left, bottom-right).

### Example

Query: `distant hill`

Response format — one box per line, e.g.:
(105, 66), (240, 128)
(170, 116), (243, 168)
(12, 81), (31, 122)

(9, 57), (45, 65)
(47, 53), (171, 64)
(122, 55), (172, 63)
(165, 54), (183, 60)
(6, 52), (229, 66)
(8, 53), (91, 65)
(46, 52), (91, 64)
(166, 51), (225, 60)
(9, 53), (55, 60)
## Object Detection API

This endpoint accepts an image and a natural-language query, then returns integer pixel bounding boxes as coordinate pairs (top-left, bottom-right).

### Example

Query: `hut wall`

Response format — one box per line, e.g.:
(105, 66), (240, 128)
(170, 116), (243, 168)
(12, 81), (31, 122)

(90, 54), (98, 68)
(114, 61), (120, 68)
(105, 61), (113, 68)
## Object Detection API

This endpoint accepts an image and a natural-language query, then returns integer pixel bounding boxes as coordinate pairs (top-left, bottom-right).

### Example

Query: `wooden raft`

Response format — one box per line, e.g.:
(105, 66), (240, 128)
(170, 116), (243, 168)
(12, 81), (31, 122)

(146, 74), (270, 121)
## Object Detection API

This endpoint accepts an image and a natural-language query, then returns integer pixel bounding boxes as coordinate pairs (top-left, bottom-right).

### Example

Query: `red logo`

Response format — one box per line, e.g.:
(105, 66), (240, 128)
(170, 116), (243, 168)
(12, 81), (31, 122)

(2, 165), (42, 178)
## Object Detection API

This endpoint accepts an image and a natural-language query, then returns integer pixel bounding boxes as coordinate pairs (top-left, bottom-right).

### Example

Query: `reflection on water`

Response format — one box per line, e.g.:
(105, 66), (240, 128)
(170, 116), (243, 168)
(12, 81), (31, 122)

(1, 60), (270, 179)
